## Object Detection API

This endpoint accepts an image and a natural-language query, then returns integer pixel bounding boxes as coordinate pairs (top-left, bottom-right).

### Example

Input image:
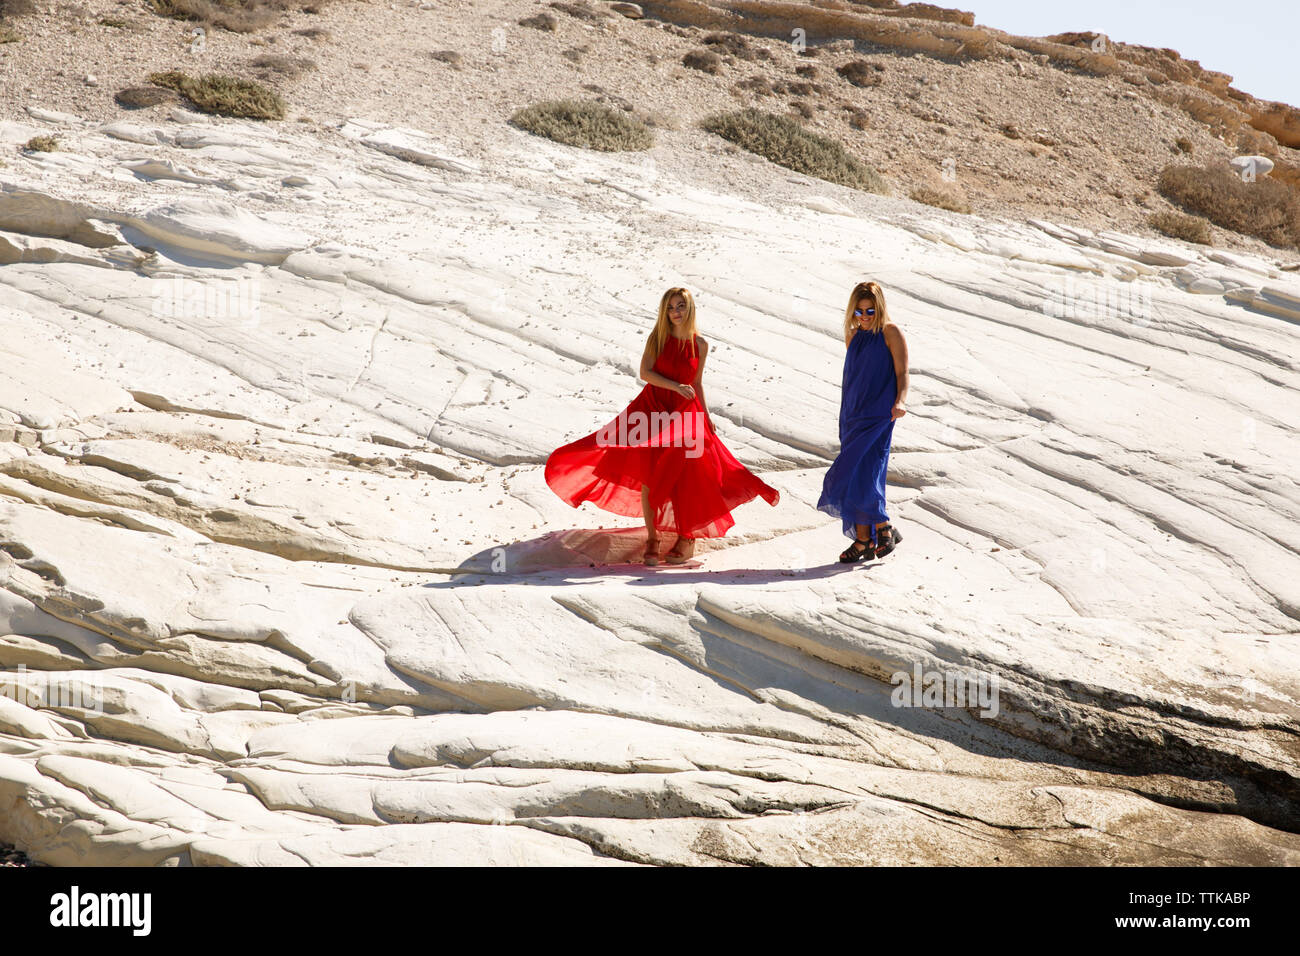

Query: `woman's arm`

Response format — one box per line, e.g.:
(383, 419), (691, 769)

(691, 338), (714, 434)
(640, 336), (693, 395)
(884, 323), (909, 418)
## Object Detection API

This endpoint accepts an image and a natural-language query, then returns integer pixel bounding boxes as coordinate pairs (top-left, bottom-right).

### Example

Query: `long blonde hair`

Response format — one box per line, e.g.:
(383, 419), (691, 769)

(843, 280), (889, 343)
(650, 287), (699, 360)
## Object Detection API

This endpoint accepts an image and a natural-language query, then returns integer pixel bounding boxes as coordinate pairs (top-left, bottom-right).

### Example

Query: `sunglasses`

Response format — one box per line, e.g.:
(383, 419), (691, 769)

(854, 308), (876, 317)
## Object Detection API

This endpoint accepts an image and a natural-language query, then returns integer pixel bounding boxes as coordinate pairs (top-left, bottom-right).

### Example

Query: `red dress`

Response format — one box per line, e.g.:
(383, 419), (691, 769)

(544, 334), (780, 538)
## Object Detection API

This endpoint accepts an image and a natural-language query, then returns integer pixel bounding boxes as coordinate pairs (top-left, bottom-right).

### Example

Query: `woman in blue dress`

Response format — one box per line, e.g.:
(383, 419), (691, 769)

(817, 280), (910, 563)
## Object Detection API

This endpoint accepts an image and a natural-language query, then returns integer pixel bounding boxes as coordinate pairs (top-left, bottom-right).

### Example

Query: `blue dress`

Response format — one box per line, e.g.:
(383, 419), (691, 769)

(817, 327), (898, 547)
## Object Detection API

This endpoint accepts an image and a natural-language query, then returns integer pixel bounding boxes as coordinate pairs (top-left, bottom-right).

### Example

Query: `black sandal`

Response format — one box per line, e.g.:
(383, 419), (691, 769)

(873, 524), (902, 558)
(839, 538), (873, 563)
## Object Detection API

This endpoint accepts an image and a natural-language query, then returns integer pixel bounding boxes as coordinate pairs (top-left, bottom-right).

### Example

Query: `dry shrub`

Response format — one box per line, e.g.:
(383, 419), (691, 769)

(1174, 136), (1193, 154)
(735, 75), (774, 96)
(841, 105), (870, 130)
(0, 0), (37, 15)
(1157, 162), (1300, 249)
(684, 49), (722, 74)
(772, 78), (817, 96)
(22, 135), (59, 151)
(703, 31), (768, 61)
(1148, 210), (1212, 244)
(910, 184), (971, 213)
(1235, 125), (1279, 157)
(837, 60), (884, 88)
(148, 0), (334, 34)
(700, 108), (886, 193)
(520, 12), (557, 30)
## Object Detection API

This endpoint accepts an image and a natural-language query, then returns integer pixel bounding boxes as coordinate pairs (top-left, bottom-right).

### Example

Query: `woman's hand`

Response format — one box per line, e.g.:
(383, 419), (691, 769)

(890, 403), (907, 420)
(676, 383), (696, 400)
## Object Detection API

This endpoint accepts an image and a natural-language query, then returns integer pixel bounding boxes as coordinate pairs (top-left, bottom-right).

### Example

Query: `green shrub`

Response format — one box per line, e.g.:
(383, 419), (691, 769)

(700, 108), (886, 192)
(509, 99), (653, 151)
(148, 70), (286, 120)
(842, 105), (870, 130)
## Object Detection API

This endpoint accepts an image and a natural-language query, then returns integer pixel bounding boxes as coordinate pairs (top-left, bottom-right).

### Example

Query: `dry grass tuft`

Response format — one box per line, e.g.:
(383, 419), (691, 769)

(148, 69), (286, 120)
(1148, 210), (1212, 244)
(910, 184), (971, 213)
(22, 135), (59, 152)
(703, 31), (769, 61)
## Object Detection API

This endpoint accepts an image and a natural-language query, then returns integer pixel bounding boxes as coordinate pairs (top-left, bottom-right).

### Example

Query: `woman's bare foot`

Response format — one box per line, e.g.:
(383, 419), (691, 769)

(665, 536), (695, 564)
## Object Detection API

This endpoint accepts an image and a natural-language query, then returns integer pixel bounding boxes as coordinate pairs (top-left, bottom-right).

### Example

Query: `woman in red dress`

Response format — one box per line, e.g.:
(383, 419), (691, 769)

(544, 288), (780, 565)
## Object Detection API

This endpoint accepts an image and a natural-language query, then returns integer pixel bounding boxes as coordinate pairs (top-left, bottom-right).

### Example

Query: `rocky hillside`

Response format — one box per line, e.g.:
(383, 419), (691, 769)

(0, 0), (1298, 259)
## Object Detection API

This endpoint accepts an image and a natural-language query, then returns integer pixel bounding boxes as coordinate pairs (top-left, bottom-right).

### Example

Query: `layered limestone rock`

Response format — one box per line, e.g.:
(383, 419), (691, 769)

(0, 103), (1296, 865)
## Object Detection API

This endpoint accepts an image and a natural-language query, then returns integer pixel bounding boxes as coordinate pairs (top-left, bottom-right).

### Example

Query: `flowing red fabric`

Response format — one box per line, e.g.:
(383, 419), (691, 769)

(544, 335), (780, 538)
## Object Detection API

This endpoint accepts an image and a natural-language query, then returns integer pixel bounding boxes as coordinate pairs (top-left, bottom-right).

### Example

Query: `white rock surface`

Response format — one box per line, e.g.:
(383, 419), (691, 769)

(0, 112), (1297, 866)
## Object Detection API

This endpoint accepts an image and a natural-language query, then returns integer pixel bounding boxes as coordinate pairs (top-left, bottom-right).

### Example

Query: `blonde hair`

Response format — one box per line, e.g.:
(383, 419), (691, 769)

(843, 280), (888, 343)
(650, 287), (698, 360)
